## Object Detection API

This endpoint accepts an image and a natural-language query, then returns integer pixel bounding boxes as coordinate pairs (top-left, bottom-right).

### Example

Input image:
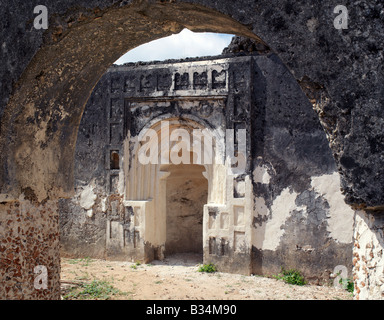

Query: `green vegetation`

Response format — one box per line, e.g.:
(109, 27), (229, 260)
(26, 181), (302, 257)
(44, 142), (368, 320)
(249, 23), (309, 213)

(198, 263), (217, 273)
(63, 280), (123, 300)
(67, 257), (93, 266)
(273, 268), (306, 286)
(130, 261), (142, 270)
(339, 277), (354, 293)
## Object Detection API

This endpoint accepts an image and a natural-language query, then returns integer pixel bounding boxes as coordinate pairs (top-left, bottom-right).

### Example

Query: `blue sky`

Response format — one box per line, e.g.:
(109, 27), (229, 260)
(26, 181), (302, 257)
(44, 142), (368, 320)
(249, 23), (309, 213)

(114, 29), (234, 64)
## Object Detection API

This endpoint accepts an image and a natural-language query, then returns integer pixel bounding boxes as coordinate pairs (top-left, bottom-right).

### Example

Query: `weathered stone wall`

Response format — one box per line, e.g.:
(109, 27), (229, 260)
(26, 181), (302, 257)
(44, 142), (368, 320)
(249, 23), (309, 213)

(1, 0), (383, 300)
(1, 0), (383, 208)
(0, 200), (60, 299)
(59, 75), (109, 259)
(60, 53), (354, 284)
(353, 210), (384, 300)
(250, 54), (354, 283)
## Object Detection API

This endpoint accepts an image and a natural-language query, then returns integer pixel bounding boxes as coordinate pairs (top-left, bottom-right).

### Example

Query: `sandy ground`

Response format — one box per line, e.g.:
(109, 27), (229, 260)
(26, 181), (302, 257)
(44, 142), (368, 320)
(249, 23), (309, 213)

(60, 253), (353, 300)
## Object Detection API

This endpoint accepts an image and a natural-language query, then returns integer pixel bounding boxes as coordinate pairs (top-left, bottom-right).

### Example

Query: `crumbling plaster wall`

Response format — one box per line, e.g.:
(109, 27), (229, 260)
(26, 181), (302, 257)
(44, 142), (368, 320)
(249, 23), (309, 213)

(59, 78), (110, 259)
(60, 53), (354, 283)
(1, 0), (383, 207)
(1, 0), (383, 300)
(249, 54), (354, 283)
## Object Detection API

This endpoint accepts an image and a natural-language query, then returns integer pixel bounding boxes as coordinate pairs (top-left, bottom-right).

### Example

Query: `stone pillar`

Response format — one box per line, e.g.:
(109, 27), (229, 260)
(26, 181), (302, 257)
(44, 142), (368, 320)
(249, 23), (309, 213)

(0, 199), (61, 300)
(353, 210), (384, 300)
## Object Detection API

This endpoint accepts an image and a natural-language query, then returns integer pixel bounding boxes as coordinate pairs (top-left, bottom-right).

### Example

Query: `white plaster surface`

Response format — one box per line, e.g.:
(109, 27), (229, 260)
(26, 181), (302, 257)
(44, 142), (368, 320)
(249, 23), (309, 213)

(253, 165), (271, 184)
(258, 188), (298, 251)
(311, 172), (354, 244)
(79, 184), (97, 210)
(101, 197), (107, 213)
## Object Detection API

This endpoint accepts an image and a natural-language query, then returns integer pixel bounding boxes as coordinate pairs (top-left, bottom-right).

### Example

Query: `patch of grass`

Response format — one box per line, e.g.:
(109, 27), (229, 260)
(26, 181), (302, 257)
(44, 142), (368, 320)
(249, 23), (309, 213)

(339, 277), (354, 293)
(67, 257), (93, 266)
(130, 261), (142, 270)
(63, 280), (122, 300)
(67, 259), (78, 265)
(273, 268), (306, 286)
(198, 263), (217, 273)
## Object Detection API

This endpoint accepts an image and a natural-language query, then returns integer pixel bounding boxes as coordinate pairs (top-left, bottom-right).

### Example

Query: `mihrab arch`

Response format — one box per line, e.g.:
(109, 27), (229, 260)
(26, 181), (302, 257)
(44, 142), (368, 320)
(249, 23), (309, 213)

(0, 0), (383, 300)
(121, 116), (236, 265)
(103, 57), (254, 274)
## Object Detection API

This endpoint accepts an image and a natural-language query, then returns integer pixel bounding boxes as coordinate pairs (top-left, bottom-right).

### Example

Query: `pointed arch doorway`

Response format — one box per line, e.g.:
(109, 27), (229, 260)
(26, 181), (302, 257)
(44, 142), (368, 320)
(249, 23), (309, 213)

(123, 115), (252, 274)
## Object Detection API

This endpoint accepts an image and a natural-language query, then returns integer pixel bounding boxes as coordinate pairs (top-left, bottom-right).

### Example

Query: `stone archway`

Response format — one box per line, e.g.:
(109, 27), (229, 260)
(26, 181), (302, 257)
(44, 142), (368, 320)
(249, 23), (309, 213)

(122, 115), (243, 265)
(2, 1), (383, 209)
(1, 0), (383, 300)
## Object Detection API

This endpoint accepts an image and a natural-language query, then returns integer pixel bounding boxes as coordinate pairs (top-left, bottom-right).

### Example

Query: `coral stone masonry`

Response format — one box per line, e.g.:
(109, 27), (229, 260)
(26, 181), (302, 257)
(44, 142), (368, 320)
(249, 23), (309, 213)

(1, 0), (384, 300)
(60, 53), (354, 284)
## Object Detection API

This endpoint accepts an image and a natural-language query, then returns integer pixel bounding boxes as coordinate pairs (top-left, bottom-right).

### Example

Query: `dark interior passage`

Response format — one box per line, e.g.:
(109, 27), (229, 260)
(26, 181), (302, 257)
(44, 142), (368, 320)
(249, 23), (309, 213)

(164, 164), (208, 256)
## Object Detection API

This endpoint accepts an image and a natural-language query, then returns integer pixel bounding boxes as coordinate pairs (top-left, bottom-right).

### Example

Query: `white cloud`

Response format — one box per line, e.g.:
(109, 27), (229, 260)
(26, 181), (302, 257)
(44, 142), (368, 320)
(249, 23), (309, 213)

(114, 29), (234, 65)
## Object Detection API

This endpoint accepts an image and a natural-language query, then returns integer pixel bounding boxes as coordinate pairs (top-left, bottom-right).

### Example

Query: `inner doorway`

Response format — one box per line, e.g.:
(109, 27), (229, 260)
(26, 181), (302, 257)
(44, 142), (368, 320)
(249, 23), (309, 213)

(162, 164), (208, 258)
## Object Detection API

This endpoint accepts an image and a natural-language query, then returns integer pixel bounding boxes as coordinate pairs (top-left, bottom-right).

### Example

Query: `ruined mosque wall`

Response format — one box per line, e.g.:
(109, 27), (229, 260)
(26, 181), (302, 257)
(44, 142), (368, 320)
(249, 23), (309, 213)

(59, 52), (354, 283)
(1, 0), (383, 301)
(250, 54), (354, 281)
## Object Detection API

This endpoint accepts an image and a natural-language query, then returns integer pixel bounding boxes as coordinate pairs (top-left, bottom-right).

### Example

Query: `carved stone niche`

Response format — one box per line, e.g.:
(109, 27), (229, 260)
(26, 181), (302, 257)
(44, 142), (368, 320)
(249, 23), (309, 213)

(174, 72), (189, 90)
(193, 71), (208, 90)
(233, 176), (246, 198)
(110, 98), (123, 120)
(157, 72), (172, 91)
(140, 73), (157, 92)
(124, 74), (136, 93)
(111, 76), (121, 93)
(212, 70), (226, 89)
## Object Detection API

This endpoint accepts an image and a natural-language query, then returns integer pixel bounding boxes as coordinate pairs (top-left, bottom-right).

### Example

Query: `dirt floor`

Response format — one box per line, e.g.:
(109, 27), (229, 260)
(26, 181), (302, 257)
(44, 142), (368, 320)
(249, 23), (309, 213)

(60, 253), (353, 300)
